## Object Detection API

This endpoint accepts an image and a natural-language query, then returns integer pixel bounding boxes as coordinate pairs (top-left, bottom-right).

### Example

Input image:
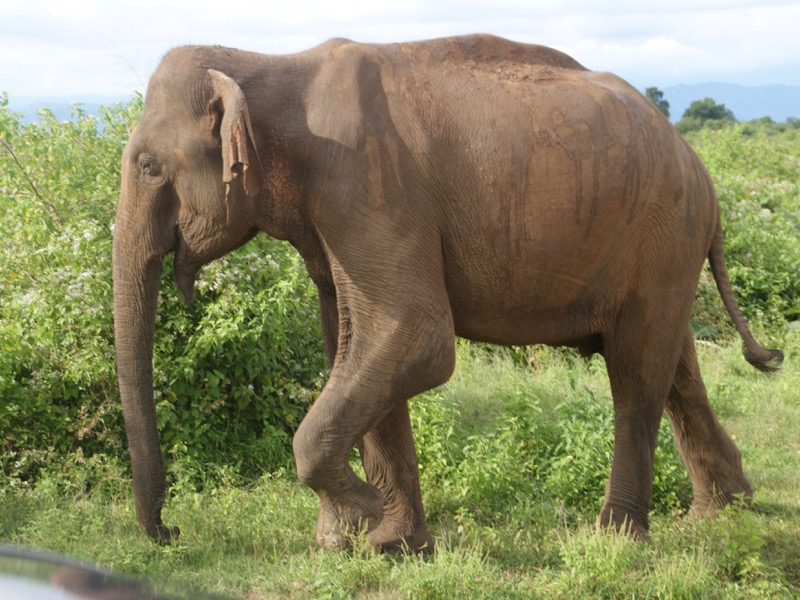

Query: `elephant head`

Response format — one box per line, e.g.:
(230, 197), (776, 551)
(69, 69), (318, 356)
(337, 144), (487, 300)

(113, 57), (266, 541)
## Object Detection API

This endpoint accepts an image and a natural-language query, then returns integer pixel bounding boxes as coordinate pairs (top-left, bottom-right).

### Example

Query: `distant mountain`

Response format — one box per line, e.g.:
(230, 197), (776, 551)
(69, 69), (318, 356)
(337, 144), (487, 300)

(6, 84), (799, 125)
(662, 83), (800, 123)
(6, 96), (129, 123)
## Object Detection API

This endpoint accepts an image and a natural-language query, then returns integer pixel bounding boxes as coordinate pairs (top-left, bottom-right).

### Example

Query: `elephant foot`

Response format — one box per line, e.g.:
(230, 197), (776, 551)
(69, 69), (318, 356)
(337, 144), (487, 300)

(688, 477), (753, 518)
(314, 484), (384, 551)
(598, 505), (649, 541)
(368, 519), (435, 554)
(158, 524), (181, 545)
(144, 522), (180, 545)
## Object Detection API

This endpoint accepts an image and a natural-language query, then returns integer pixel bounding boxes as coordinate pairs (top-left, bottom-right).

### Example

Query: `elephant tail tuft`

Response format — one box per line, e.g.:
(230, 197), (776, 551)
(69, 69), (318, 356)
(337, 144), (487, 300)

(743, 345), (784, 374)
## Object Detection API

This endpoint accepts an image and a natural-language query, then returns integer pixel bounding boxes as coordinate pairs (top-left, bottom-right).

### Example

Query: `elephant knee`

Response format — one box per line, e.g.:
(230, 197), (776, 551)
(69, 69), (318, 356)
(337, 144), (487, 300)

(293, 424), (325, 488)
(404, 332), (456, 395)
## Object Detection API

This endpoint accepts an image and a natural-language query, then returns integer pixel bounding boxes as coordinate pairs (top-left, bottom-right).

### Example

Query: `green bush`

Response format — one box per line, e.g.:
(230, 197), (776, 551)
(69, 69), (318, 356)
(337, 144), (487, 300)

(0, 94), (325, 484)
(676, 97), (736, 134)
(153, 238), (326, 481)
(688, 125), (800, 332)
(1, 95), (138, 481)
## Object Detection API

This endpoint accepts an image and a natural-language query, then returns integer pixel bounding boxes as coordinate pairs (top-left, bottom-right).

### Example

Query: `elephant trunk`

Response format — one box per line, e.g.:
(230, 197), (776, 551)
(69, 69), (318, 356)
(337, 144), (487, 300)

(112, 221), (179, 543)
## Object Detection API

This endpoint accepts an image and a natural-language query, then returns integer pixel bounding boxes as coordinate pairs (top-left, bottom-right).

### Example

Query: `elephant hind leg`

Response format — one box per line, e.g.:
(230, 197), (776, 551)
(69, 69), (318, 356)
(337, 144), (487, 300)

(666, 329), (752, 515)
(599, 301), (687, 539)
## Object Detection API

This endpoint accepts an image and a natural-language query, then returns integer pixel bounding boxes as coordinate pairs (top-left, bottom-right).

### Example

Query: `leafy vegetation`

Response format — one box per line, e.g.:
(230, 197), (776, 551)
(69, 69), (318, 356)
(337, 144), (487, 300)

(1, 95), (798, 597)
(676, 97), (737, 133)
(645, 86), (670, 119)
(687, 124), (800, 333)
(0, 93), (326, 484)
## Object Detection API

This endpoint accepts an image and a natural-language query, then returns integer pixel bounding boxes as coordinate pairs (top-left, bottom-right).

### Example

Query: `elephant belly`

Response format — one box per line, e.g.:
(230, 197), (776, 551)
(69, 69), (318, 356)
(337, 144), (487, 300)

(444, 250), (618, 349)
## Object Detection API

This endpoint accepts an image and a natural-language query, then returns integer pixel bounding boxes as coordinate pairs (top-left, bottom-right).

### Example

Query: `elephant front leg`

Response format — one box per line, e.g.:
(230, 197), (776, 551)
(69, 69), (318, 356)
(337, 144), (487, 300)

(292, 377), (385, 551)
(293, 362), (452, 550)
(359, 401), (434, 553)
(295, 224), (455, 551)
(293, 301), (454, 550)
(300, 289), (389, 548)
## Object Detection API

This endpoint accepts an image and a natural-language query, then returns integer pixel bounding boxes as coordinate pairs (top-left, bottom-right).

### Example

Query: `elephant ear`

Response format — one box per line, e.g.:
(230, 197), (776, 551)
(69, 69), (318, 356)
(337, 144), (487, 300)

(305, 44), (378, 150)
(207, 69), (264, 199)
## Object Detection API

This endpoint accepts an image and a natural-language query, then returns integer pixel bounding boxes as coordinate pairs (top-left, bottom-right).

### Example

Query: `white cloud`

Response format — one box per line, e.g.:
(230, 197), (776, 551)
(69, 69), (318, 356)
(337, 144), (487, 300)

(1, 0), (798, 97)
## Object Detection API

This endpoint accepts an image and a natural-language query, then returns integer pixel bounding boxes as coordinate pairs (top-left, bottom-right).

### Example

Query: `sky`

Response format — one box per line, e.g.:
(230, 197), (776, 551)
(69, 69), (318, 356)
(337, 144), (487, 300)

(1, 0), (799, 100)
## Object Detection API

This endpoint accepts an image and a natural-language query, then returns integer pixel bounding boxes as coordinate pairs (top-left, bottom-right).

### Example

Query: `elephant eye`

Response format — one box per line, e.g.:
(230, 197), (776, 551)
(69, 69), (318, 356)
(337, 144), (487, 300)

(139, 156), (162, 178)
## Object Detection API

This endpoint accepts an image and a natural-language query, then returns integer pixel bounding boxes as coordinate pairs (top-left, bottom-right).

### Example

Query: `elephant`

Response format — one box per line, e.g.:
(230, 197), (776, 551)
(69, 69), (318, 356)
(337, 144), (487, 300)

(113, 34), (783, 553)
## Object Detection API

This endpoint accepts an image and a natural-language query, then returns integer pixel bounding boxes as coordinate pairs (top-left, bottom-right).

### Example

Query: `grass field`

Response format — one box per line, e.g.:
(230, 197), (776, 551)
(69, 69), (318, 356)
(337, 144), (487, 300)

(2, 336), (797, 599)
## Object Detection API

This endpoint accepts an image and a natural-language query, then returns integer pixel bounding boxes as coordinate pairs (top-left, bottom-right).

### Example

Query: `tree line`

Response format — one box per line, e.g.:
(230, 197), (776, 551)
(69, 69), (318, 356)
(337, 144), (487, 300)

(644, 86), (800, 134)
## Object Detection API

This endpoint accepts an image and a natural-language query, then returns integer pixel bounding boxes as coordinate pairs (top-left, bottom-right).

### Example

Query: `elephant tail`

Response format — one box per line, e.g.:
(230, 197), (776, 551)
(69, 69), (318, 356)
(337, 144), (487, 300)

(707, 217), (784, 373)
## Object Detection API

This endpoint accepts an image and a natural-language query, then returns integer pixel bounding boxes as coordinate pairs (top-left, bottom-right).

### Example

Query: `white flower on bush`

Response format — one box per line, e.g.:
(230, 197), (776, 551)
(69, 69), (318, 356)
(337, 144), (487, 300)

(19, 291), (36, 306)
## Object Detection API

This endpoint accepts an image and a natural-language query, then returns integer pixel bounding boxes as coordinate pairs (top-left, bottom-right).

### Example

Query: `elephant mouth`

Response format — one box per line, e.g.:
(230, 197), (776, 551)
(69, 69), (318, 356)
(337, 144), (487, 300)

(173, 226), (198, 304)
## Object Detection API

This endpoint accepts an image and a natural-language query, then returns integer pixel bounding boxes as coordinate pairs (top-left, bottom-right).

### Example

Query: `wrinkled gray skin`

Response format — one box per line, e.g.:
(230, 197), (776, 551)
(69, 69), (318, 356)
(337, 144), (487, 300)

(113, 34), (782, 552)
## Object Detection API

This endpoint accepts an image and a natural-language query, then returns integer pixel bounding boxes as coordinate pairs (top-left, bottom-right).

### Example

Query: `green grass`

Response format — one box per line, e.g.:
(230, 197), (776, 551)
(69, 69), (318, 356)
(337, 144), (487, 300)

(2, 336), (798, 598)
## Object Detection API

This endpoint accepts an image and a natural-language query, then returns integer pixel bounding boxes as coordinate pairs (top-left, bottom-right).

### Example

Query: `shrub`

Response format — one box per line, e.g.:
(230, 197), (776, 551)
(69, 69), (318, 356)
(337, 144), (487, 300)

(154, 237), (326, 481)
(689, 125), (800, 333)
(0, 95), (325, 484)
(676, 97), (736, 134)
(1, 96), (138, 481)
